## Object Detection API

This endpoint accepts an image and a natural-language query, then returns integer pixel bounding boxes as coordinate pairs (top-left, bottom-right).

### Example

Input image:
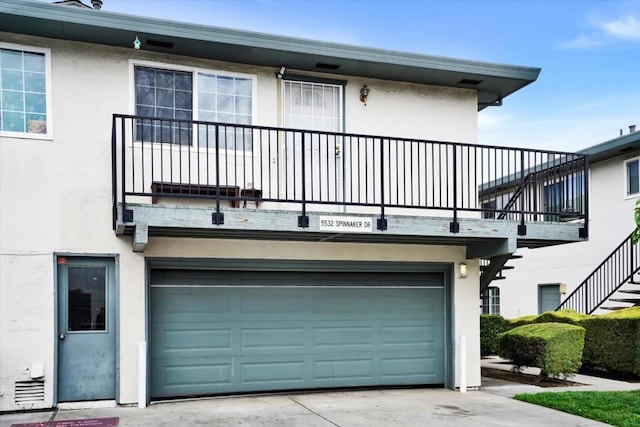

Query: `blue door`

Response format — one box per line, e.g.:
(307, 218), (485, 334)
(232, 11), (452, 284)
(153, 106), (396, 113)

(57, 257), (116, 402)
(538, 283), (560, 313)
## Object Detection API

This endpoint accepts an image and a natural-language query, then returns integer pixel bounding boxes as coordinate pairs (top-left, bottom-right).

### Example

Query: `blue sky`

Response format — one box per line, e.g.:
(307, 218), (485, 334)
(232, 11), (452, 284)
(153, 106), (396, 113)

(98, 0), (639, 152)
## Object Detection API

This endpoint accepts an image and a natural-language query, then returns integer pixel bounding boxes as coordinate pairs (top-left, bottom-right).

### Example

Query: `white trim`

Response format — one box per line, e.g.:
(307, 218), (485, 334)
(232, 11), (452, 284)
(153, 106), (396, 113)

(624, 156), (640, 200)
(0, 42), (53, 140)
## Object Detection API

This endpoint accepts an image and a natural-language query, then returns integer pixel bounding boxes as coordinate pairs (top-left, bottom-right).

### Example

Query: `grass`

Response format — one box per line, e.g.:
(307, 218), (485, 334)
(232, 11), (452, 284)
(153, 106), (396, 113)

(514, 390), (640, 427)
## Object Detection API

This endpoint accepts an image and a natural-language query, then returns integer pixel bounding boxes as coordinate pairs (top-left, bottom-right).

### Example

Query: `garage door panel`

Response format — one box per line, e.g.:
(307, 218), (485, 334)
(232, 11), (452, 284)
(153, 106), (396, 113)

(150, 270), (446, 398)
(380, 356), (438, 379)
(241, 360), (306, 384)
(241, 327), (305, 350)
(312, 326), (373, 347)
(158, 328), (233, 352)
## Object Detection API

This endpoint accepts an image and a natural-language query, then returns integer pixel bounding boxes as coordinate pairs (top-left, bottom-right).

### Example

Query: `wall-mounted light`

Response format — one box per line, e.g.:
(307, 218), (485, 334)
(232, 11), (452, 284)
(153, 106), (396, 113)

(459, 262), (468, 279)
(360, 85), (370, 106)
(276, 66), (286, 79)
(133, 36), (141, 50)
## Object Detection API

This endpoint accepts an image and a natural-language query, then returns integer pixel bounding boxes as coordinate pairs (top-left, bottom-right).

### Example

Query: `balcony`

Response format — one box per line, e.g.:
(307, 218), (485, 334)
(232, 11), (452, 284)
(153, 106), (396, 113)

(112, 114), (588, 255)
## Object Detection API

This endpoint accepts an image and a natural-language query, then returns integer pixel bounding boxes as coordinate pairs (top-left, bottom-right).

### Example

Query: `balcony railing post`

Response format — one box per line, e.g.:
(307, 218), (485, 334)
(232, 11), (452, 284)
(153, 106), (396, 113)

(212, 123), (224, 225)
(449, 145), (459, 233)
(111, 115), (117, 230)
(121, 116), (133, 223)
(518, 150), (526, 235)
(579, 155), (589, 238)
(298, 132), (309, 228)
(377, 138), (387, 230)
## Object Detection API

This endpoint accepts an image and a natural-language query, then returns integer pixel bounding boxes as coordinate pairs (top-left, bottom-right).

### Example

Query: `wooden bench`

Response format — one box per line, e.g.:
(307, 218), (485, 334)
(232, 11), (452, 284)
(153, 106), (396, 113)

(151, 182), (241, 207)
(240, 188), (263, 208)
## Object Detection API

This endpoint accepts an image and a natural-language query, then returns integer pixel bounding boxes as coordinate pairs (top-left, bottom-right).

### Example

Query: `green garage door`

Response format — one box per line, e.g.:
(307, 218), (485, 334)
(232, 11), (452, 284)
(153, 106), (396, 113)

(150, 269), (446, 399)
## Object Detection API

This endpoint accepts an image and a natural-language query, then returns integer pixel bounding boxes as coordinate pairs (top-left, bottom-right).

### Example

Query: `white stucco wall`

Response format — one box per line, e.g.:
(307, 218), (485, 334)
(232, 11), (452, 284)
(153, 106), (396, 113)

(496, 150), (640, 318)
(0, 32), (480, 411)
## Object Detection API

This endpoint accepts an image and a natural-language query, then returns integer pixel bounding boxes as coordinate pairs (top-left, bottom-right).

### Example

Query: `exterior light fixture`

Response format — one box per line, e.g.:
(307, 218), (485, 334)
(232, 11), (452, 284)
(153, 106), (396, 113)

(360, 85), (370, 105)
(459, 262), (468, 278)
(276, 66), (286, 79)
(133, 36), (141, 50)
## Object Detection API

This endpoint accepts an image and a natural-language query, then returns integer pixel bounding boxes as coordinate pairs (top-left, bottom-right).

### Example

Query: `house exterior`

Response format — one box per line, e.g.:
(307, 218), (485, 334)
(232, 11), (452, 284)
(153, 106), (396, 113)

(0, 0), (588, 411)
(485, 129), (640, 318)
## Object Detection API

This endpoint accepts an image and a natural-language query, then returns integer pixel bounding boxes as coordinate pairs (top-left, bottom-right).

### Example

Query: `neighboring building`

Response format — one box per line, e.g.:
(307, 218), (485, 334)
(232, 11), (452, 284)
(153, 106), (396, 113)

(0, 0), (588, 411)
(488, 129), (640, 318)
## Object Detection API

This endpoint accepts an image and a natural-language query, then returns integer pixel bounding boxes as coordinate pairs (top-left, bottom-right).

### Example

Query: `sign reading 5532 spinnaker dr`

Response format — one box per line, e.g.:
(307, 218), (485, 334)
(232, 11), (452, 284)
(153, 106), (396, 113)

(319, 216), (373, 233)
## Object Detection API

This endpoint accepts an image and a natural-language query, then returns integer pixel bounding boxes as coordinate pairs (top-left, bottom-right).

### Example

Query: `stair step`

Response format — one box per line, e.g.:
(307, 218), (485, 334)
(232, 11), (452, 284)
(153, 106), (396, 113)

(619, 289), (640, 295)
(490, 276), (506, 281)
(509, 254), (523, 260)
(600, 306), (631, 311)
(480, 265), (514, 272)
(609, 298), (640, 304)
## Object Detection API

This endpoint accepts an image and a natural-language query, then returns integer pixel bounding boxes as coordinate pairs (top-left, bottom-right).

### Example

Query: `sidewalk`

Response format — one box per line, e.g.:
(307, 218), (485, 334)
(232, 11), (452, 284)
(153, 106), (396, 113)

(481, 356), (640, 398)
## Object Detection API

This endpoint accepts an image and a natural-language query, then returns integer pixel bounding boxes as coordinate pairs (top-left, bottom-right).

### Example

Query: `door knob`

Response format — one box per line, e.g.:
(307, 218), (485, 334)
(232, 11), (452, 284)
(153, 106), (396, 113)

(59, 334), (65, 340)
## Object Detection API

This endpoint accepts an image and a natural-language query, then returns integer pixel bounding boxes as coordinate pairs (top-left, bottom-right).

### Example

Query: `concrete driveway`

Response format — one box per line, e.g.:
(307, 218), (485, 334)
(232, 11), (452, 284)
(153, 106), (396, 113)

(1, 388), (609, 427)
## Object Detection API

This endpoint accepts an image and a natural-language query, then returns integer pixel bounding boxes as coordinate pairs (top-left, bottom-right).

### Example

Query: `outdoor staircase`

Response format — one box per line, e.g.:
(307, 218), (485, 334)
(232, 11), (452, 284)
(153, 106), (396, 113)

(557, 231), (640, 314)
(480, 254), (521, 294)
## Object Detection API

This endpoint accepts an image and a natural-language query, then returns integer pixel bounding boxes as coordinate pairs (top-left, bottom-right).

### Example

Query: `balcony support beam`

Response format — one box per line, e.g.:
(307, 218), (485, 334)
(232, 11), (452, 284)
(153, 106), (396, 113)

(133, 222), (148, 253)
(116, 204), (585, 253)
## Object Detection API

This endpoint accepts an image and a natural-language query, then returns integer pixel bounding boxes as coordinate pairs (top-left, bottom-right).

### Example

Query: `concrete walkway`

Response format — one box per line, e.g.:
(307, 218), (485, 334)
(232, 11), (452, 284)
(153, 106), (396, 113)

(1, 386), (617, 427)
(481, 356), (640, 398)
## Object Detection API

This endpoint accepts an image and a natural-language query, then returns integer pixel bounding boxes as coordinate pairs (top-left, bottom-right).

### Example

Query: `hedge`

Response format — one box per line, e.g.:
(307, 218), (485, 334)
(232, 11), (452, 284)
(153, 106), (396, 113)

(535, 309), (592, 325)
(498, 322), (586, 378)
(580, 307), (640, 376)
(480, 314), (509, 356)
(507, 314), (538, 328)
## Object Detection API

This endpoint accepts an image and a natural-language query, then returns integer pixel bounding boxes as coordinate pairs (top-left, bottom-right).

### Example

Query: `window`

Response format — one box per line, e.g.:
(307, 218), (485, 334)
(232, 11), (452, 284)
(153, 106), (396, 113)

(480, 287), (500, 314)
(132, 61), (254, 148)
(626, 158), (639, 197)
(544, 173), (585, 220)
(0, 43), (51, 138)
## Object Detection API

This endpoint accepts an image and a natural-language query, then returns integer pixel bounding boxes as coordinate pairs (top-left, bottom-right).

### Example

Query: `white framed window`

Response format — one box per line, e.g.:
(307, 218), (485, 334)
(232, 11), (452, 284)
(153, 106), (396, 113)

(0, 42), (53, 139)
(130, 60), (256, 149)
(480, 286), (500, 314)
(625, 157), (639, 198)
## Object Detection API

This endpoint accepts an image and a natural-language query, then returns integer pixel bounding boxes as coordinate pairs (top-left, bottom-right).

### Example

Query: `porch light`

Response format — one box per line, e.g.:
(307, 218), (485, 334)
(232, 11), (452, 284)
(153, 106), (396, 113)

(459, 262), (468, 278)
(133, 36), (141, 50)
(360, 85), (370, 105)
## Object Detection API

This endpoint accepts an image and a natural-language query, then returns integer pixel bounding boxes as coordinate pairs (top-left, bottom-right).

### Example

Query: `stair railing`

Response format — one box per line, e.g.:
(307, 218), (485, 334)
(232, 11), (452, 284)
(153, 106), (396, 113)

(557, 231), (640, 314)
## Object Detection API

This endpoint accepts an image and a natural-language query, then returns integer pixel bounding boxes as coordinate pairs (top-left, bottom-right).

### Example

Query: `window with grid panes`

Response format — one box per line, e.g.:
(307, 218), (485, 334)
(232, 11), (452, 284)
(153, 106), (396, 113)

(0, 44), (50, 137)
(133, 64), (253, 149)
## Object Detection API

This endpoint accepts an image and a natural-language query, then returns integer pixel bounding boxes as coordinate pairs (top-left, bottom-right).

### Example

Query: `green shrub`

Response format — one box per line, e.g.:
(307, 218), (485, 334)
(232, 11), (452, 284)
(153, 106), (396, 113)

(507, 314), (538, 328)
(480, 314), (509, 356)
(498, 322), (586, 378)
(535, 309), (592, 325)
(581, 307), (640, 376)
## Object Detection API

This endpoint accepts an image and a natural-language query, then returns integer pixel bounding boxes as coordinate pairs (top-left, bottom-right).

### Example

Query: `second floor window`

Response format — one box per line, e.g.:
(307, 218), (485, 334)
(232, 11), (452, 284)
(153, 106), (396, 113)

(626, 158), (639, 197)
(133, 63), (254, 149)
(1, 43), (51, 138)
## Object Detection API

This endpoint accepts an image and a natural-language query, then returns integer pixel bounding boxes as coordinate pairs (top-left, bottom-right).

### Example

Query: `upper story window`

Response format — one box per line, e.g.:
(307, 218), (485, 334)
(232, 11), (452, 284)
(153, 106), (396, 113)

(625, 157), (639, 198)
(132, 61), (255, 149)
(0, 43), (52, 139)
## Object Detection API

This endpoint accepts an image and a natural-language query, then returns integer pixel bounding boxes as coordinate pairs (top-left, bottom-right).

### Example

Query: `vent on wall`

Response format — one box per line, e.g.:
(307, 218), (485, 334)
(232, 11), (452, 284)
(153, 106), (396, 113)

(15, 380), (45, 404)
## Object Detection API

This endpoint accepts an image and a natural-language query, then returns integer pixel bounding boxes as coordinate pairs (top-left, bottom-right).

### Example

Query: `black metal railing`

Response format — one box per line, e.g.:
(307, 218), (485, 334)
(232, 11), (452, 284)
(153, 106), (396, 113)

(557, 232), (640, 314)
(111, 114), (589, 233)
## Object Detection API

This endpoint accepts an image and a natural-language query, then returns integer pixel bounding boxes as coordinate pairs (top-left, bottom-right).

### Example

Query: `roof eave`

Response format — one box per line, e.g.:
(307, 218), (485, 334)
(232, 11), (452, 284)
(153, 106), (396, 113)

(1, 0), (541, 110)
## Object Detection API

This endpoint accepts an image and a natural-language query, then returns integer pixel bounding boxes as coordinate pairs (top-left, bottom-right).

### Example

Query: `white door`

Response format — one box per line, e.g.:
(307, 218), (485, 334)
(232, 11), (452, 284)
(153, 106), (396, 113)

(282, 81), (343, 211)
